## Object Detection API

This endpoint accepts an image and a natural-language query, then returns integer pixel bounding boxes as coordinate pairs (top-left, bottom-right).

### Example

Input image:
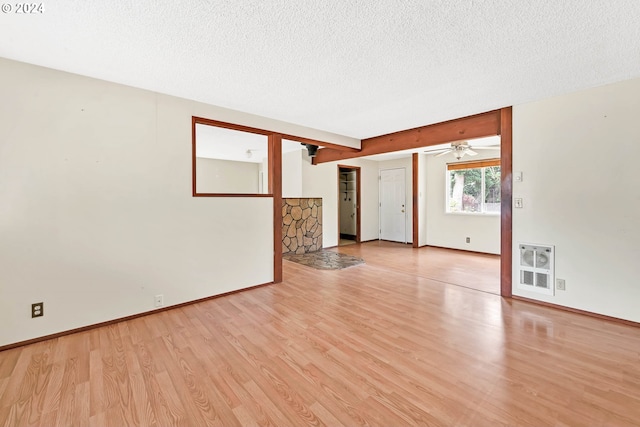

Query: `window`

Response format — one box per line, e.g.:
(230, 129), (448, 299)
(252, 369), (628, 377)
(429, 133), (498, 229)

(193, 117), (271, 196)
(447, 159), (501, 214)
(192, 116), (325, 197)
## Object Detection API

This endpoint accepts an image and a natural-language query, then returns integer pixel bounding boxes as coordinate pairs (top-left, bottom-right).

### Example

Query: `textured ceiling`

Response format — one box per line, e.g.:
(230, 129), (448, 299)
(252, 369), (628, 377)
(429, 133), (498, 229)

(1, 1), (639, 140)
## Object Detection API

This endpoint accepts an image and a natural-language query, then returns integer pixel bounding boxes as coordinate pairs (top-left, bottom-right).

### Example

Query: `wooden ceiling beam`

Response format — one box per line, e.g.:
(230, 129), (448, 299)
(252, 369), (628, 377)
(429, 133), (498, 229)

(279, 133), (360, 152)
(313, 109), (502, 164)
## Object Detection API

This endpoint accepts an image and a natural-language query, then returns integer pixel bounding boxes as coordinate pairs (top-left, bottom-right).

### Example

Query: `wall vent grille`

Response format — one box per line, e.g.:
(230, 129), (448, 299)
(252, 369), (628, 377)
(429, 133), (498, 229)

(518, 243), (554, 295)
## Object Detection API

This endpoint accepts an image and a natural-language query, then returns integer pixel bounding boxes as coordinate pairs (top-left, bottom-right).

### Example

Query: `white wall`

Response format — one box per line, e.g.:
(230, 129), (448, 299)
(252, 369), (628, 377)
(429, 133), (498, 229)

(282, 149), (303, 197)
(196, 157), (259, 193)
(512, 77), (640, 322)
(425, 150), (501, 254)
(300, 153), (338, 246)
(378, 157), (413, 243)
(0, 58), (355, 347)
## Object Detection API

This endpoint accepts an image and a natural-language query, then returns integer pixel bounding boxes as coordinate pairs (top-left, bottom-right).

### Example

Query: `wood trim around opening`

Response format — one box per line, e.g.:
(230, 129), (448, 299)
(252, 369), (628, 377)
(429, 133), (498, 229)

(356, 168), (362, 243)
(412, 153), (419, 248)
(447, 159), (501, 170)
(270, 134), (283, 283)
(500, 107), (513, 298)
(192, 116), (197, 196)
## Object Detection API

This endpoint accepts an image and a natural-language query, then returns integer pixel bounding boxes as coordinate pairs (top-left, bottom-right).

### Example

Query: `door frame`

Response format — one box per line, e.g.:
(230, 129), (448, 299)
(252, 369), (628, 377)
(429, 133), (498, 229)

(337, 165), (361, 244)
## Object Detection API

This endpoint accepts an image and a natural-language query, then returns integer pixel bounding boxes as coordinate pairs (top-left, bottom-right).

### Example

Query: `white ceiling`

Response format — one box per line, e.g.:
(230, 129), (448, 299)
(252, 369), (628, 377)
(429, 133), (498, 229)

(1, 1), (639, 141)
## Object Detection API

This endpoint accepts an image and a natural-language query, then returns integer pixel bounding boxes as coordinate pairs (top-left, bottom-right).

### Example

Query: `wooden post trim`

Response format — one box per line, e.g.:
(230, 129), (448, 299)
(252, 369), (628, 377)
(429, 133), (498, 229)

(500, 107), (513, 298)
(412, 153), (419, 248)
(270, 134), (283, 283)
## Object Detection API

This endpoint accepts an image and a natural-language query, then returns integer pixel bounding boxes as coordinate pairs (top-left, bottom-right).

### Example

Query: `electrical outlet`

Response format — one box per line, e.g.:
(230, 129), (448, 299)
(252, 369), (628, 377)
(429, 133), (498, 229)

(154, 294), (164, 307)
(466, 237), (471, 243)
(31, 302), (44, 318)
(556, 278), (566, 291)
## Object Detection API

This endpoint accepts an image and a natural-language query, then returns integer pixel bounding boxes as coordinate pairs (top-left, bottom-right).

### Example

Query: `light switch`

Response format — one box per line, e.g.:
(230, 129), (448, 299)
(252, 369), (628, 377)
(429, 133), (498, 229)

(514, 198), (523, 208)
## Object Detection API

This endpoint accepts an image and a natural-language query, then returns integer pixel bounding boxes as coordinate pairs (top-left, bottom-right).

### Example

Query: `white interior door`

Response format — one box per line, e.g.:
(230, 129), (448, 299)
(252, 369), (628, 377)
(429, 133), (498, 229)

(380, 168), (406, 242)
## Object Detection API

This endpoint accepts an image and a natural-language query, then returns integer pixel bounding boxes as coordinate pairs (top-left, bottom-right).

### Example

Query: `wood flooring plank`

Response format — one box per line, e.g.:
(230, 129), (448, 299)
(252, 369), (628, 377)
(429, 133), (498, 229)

(0, 404), (18, 427)
(122, 336), (157, 427)
(226, 337), (323, 426)
(224, 376), (287, 427)
(88, 349), (105, 418)
(308, 401), (345, 427)
(0, 346), (35, 409)
(241, 380), (310, 427)
(158, 335), (229, 427)
(38, 409), (58, 427)
(53, 357), (78, 427)
(88, 411), (105, 427)
(143, 314), (171, 341)
(0, 349), (20, 381)
(2, 343), (55, 427)
(154, 371), (188, 426)
(327, 346), (460, 423)
(40, 359), (65, 417)
(89, 329), (102, 352)
(230, 405), (255, 427)
(0, 378), (8, 404)
(357, 394), (421, 427)
(133, 340), (184, 426)
(126, 317), (154, 348)
(299, 362), (375, 426)
(100, 330), (141, 427)
(75, 381), (90, 427)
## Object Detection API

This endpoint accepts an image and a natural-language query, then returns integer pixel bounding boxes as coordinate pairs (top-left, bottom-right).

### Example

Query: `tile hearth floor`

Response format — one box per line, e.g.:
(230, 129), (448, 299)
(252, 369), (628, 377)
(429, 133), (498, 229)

(283, 249), (364, 270)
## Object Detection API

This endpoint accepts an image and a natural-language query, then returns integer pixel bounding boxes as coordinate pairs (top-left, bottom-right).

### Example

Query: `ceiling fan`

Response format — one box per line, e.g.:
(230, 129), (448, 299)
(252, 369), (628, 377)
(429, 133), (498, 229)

(425, 140), (500, 160)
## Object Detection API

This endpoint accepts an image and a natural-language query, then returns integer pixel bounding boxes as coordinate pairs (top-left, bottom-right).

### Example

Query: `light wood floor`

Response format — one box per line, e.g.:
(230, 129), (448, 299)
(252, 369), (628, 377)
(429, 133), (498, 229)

(334, 241), (501, 294)
(1, 245), (639, 426)
(338, 239), (357, 247)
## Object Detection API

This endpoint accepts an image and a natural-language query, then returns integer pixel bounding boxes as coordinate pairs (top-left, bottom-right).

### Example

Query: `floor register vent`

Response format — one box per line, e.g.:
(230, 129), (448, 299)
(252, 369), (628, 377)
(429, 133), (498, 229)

(519, 243), (554, 295)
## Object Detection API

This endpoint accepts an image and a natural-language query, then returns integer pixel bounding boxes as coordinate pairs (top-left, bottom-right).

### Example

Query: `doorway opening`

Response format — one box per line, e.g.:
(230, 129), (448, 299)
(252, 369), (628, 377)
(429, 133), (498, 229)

(338, 165), (361, 246)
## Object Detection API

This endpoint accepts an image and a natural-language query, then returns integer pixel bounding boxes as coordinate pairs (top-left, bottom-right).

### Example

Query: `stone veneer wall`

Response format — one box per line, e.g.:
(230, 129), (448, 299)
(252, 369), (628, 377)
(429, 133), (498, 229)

(282, 198), (322, 255)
